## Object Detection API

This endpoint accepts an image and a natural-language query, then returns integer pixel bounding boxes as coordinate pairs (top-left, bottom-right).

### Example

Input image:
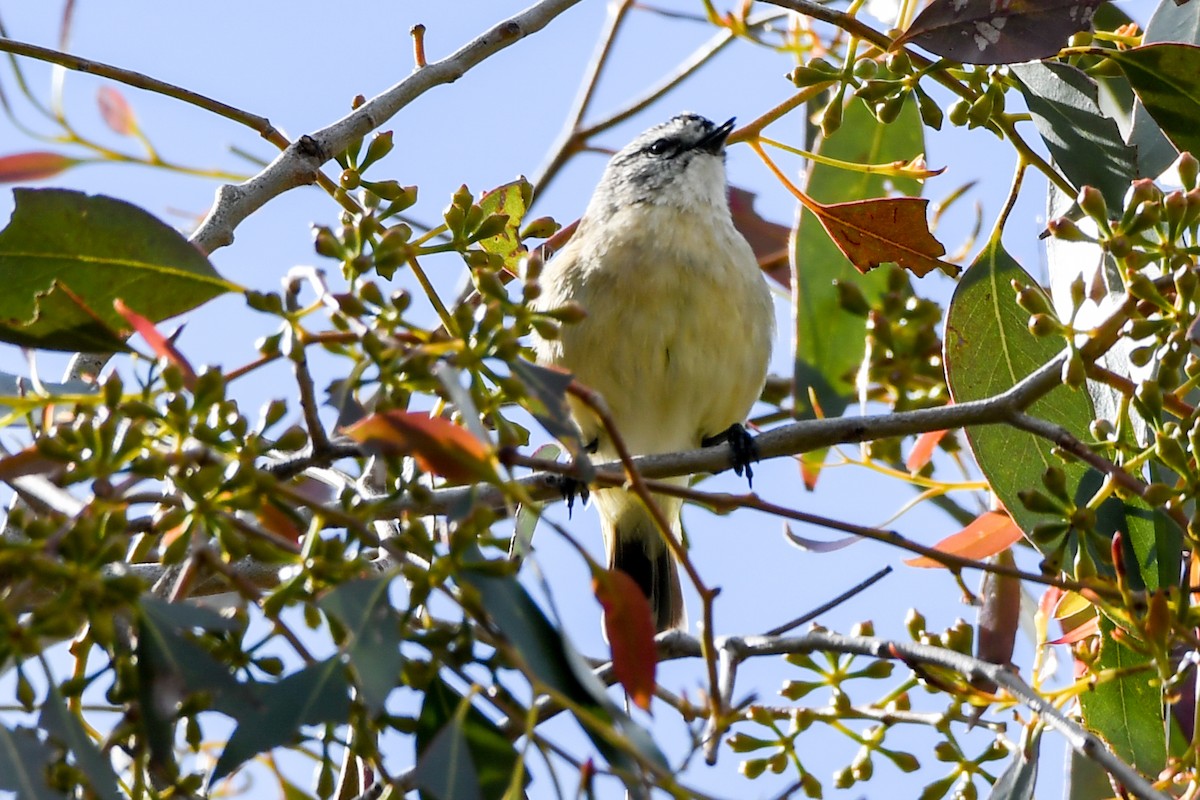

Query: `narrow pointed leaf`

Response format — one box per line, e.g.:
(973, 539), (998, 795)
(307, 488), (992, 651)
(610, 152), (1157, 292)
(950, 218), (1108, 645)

(114, 298), (196, 386)
(416, 677), (526, 800)
(1078, 618), (1169, 776)
(0, 189), (238, 351)
(39, 686), (122, 800)
(793, 96), (923, 422)
(943, 240), (1095, 551)
(906, 428), (948, 472)
(594, 568), (657, 711)
(0, 152), (77, 184)
(97, 86), (137, 136)
(905, 511), (1022, 567)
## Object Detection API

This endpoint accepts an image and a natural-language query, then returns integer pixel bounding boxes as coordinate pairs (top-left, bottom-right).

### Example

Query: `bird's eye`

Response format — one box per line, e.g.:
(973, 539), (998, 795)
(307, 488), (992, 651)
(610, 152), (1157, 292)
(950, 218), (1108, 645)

(647, 138), (673, 156)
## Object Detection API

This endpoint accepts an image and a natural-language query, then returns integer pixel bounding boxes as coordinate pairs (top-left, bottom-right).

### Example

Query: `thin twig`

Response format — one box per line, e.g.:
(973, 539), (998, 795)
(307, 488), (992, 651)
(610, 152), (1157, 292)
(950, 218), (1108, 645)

(766, 566), (892, 636)
(188, 0), (585, 252)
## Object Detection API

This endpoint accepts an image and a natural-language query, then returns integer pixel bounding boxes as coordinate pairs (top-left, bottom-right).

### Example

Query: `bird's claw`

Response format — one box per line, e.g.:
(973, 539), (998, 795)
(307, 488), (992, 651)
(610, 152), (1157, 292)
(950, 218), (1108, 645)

(703, 423), (758, 488)
(549, 474), (590, 517)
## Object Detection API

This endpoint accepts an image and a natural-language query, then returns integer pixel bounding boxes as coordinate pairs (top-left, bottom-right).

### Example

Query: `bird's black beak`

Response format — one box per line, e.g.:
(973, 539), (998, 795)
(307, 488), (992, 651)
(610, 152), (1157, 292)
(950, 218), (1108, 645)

(695, 117), (736, 155)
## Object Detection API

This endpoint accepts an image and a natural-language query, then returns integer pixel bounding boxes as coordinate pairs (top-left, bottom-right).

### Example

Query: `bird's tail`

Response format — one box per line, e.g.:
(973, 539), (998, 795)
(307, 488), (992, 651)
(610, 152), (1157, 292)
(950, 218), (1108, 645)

(596, 487), (685, 632)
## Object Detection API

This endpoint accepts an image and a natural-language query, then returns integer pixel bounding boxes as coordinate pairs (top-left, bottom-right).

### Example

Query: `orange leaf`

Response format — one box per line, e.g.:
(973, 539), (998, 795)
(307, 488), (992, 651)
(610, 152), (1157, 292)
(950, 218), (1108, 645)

(905, 511), (1022, 568)
(97, 86), (137, 135)
(257, 498), (303, 543)
(1048, 615), (1100, 646)
(114, 298), (196, 389)
(0, 151), (77, 184)
(728, 187), (790, 289)
(594, 568), (657, 711)
(906, 429), (948, 472)
(343, 410), (496, 484)
(810, 196), (959, 278)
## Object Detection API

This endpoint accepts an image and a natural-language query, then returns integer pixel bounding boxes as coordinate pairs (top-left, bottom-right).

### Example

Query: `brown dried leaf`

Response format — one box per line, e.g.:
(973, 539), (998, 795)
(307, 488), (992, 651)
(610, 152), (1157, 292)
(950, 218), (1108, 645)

(810, 196), (958, 278)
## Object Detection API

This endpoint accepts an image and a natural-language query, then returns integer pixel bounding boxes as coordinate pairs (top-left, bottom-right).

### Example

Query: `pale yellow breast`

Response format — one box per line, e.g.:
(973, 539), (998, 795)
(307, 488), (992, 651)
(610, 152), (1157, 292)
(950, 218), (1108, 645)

(534, 204), (774, 458)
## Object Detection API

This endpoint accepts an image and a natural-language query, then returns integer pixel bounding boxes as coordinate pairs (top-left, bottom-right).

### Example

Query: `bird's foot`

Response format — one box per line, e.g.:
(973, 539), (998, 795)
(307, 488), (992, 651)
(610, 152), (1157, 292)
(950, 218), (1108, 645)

(550, 475), (590, 517)
(702, 423), (758, 488)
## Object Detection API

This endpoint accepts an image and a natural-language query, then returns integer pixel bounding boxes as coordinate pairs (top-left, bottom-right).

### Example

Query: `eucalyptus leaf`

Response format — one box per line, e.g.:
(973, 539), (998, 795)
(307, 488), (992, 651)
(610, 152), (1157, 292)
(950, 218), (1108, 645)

(793, 96), (922, 421)
(0, 189), (239, 351)
(209, 658), (351, 784)
(318, 576), (404, 713)
(1011, 61), (1136, 211)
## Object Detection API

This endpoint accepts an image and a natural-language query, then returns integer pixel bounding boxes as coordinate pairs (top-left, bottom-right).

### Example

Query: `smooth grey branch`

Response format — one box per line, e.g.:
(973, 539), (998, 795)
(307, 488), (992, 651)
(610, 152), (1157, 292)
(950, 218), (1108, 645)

(654, 629), (1167, 800)
(370, 350), (1067, 519)
(189, 0), (585, 253)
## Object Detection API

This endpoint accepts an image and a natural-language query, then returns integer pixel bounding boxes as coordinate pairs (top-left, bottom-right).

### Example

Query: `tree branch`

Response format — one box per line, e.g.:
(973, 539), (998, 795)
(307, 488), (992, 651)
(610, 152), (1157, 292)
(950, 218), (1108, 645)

(188, 0), (586, 253)
(381, 349), (1068, 518)
(653, 629), (1168, 800)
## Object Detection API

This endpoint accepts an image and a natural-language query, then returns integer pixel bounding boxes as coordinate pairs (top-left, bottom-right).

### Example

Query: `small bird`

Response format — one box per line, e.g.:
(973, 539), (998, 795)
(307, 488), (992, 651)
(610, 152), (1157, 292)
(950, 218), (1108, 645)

(533, 113), (774, 632)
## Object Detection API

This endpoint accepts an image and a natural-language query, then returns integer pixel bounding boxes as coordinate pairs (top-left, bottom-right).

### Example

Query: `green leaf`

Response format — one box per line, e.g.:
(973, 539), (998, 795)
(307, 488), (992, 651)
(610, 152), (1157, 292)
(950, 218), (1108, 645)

(475, 179), (530, 268)
(413, 717), (482, 800)
(0, 725), (64, 800)
(987, 737), (1039, 800)
(1127, 0), (1200, 177)
(793, 96), (923, 421)
(1078, 617), (1167, 776)
(415, 677), (526, 800)
(318, 576), (403, 713)
(1108, 44), (1200, 165)
(458, 556), (667, 784)
(943, 239), (1095, 554)
(210, 658), (351, 785)
(510, 359), (585, 458)
(0, 189), (240, 351)
(141, 595), (239, 633)
(39, 686), (122, 800)
(1011, 62), (1136, 211)
(136, 598), (253, 781)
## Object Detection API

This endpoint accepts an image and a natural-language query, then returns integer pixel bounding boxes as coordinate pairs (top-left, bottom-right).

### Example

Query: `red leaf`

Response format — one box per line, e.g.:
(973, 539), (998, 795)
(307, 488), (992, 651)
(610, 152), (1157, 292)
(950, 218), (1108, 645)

(905, 511), (1022, 568)
(114, 298), (196, 389)
(893, 0), (1105, 65)
(728, 186), (790, 289)
(906, 429), (948, 472)
(594, 568), (657, 711)
(0, 151), (77, 184)
(810, 196), (959, 278)
(343, 410), (496, 484)
(97, 86), (137, 136)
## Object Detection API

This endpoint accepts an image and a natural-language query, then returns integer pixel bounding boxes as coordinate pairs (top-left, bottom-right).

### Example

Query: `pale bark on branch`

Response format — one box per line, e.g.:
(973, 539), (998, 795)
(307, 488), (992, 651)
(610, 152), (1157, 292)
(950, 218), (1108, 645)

(187, 0), (586, 253)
